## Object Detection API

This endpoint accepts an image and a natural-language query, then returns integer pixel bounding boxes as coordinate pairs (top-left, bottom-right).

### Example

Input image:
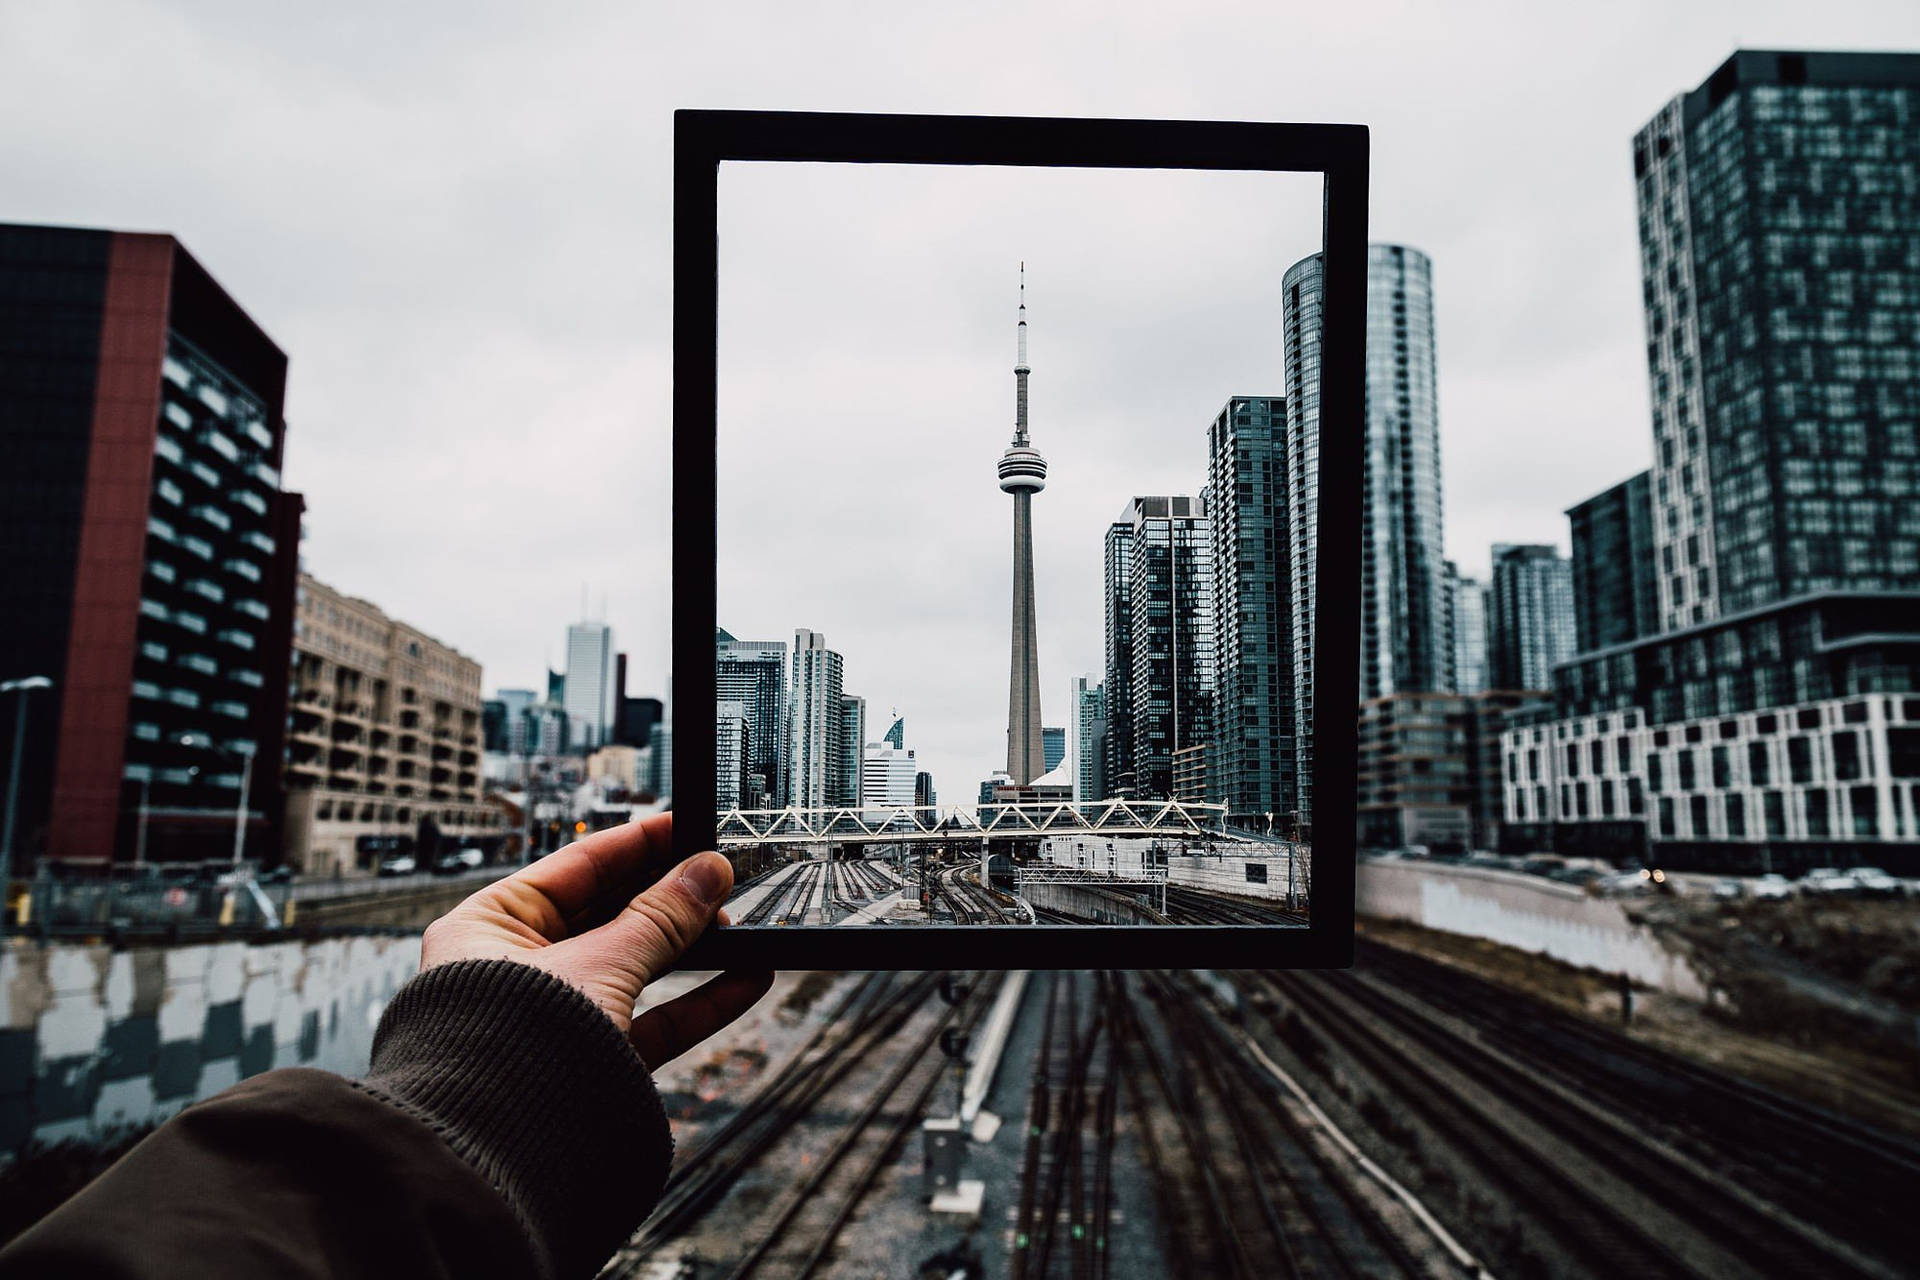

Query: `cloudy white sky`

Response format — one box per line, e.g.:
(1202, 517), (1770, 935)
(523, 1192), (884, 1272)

(6, 1), (1918, 797)
(718, 163), (1321, 796)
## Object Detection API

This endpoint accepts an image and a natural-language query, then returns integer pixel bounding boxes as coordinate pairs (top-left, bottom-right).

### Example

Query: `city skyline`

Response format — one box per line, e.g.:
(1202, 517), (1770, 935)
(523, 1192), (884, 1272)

(10, 5), (1915, 726)
(716, 161), (1323, 805)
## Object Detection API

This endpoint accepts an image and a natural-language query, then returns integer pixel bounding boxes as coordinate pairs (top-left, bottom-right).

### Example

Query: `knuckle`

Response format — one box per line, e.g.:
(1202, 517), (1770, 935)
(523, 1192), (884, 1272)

(625, 894), (696, 958)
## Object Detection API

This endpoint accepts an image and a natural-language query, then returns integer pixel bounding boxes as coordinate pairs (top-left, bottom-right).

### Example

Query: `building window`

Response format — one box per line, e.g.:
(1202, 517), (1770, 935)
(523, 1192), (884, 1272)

(1690, 794), (1709, 835)
(1806, 790), (1830, 838)
(1850, 787), (1878, 837)
(1788, 737), (1814, 784)
(1648, 754), (1664, 792)
(1678, 751), (1697, 791)
(1658, 797), (1676, 837)
(1764, 791), (1787, 838)
(1748, 741), (1771, 786)
(1726, 794), (1746, 838)
(1832, 733), (1862, 782)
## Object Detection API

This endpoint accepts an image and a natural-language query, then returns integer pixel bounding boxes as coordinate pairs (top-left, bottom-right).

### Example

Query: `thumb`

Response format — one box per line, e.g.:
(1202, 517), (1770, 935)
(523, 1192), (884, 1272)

(593, 851), (734, 986)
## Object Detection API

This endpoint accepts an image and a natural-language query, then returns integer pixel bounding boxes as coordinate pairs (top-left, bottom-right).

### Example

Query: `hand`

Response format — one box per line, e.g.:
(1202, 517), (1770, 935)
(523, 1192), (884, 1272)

(421, 814), (773, 1068)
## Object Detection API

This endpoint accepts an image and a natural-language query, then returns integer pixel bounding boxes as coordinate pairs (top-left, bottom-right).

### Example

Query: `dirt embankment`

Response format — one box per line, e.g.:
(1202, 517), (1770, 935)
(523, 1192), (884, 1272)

(1360, 907), (1920, 1139)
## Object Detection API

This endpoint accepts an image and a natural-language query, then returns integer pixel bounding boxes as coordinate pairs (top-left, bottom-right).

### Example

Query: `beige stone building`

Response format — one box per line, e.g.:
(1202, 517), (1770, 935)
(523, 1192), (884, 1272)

(283, 574), (503, 876)
(587, 744), (640, 793)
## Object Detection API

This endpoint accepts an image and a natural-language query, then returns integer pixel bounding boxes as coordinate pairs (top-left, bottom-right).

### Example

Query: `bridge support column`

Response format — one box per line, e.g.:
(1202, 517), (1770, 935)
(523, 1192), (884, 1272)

(980, 840), (990, 893)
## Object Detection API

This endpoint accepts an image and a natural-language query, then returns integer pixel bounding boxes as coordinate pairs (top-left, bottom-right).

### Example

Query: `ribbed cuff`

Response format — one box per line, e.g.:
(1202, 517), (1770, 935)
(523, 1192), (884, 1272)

(363, 959), (674, 1280)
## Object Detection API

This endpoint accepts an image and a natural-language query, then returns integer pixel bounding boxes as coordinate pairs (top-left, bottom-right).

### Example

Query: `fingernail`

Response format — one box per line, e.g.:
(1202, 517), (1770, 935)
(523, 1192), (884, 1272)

(679, 854), (729, 906)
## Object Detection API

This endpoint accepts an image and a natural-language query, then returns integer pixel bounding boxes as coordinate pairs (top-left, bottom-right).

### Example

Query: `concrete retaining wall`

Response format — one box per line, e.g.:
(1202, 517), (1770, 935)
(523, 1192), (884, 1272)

(1357, 859), (1704, 997)
(1168, 850), (1309, 905)
(0, 933), (421, 1157)
(1021, 882), (1163, 925)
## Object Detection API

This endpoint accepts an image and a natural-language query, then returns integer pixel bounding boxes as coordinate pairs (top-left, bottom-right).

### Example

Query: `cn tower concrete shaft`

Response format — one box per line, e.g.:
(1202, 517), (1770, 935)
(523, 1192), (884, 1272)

(1007, 488), (1043, 781)
(998, 266), (1047, 783)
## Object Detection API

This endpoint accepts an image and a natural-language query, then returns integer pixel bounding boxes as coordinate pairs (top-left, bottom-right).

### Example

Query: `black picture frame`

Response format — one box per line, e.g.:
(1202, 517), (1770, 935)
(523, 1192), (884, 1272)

(673, 109), (1366, 970)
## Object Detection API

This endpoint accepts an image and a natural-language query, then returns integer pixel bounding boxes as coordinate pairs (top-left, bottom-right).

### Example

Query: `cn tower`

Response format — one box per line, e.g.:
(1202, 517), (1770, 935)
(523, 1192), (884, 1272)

(999, 265), (1048, 783)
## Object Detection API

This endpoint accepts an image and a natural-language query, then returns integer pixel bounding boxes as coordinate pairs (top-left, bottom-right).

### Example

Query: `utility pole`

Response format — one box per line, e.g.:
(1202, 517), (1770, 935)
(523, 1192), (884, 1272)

(0, 677), (55, 889)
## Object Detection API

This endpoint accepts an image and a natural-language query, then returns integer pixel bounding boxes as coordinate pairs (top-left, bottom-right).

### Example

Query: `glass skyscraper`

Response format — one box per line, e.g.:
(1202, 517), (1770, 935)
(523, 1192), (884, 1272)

(1102, 518), (1136, 796)
(1445, 562), (1490, 695)
(1567, 471), (1659, 653)
(1104, 496), (1214, 800)
(1488, 544), (1577, 692)
(1505, 51), (1920, 874)
(786, 628), (844, 809)
(1636, 51), (1920, 629)
(1207, 395), (1295, 827)
(563, 620), (615, 751)
(1069, 675), (1106, 802)
(715, 627), (788, 808)
(1283, 243), (1449, 831)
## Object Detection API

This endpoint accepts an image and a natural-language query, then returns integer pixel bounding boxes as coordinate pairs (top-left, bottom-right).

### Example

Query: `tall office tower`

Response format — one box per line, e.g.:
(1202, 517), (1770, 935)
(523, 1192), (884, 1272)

(1503, 52), (1920, 872)
(563, 621), (615, 751)
(835, 694), (866, 806)
(914, 771), (937, 809)
(1488, 545), (1577, 691)
(882, 714), (905, 749)
(617, 696), (663, 753)
(1042, 727), (1065, 775)
(0, 226), (303, 866)
(715, 700), (749, 810)
(1106, 497), (1215, 799)
(486, 688), (537, 755)
(786, 629), (843, 808)
(1102, 519), (1137, 796)
(1207, 395), (1295, 827)
(715, 627), (789, 808)
(1567, 471), (1659, 652)
(1637, 52), (1920, 628)
(862, 740), (918, 807)
(1069, 676), (1107, 802)
(286, 574), (495, 876)
(1444, 563), (1490, 695)
(1282, 244), (1449, 827)
(998, 267), (1049, 783)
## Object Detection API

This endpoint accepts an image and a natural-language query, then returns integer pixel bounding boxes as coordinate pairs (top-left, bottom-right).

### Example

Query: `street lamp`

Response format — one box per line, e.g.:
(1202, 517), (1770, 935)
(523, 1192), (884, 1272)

(175, 733), (256, 867)
(1, 676), (55, 891)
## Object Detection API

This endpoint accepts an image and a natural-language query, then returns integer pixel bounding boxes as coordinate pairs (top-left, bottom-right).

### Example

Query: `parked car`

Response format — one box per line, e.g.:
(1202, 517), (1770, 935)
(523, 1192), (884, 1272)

(1749, 873), (1795, 900)
(1596, 871), (1652, 897)
(1842, 866), (1904, 898)
(433, 848), (486, 875)
(1712, 877), (1746, 901)
(377, 854), (418, 877)
(1798, 867), (1859, 897)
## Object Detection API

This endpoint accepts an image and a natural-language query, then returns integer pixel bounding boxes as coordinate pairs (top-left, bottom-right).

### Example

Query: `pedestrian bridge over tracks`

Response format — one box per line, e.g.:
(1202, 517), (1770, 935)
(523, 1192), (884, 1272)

(715, 799), (1232, 848)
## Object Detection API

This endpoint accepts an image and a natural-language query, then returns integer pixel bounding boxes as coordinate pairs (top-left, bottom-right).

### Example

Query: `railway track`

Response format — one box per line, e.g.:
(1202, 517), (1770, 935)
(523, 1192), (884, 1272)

(737, 861), (823, 926)
(1009, 970), (1118, 1280)
(602, 971), (955, 1277)
(1254, 962), (1906, 1279)
(1123, 973), (1421, 1279)
(1352, 941), (1920, 1273)
(723, 972), (1002, 1278)
(1160, 884), (1306, 926)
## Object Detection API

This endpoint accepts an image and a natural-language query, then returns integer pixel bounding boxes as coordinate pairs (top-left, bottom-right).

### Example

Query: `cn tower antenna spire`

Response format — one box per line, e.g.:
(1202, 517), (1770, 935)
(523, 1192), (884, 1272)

(1014, 262), (1031, 445)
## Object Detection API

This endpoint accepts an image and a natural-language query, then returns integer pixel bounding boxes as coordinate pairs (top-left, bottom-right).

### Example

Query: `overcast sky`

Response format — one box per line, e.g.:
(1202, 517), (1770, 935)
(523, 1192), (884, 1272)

(6, 2), (1918, 798)
(719, 163), (1320, 796)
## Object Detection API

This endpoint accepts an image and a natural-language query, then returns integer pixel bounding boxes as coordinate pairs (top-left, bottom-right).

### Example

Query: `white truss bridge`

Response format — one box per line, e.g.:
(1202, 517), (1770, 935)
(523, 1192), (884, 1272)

(715, 799), (1231, 847)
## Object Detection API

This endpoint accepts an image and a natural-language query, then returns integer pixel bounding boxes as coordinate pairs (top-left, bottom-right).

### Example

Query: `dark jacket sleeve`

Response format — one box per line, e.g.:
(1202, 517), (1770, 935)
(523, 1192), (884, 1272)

(0, 959), (676, 1280)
